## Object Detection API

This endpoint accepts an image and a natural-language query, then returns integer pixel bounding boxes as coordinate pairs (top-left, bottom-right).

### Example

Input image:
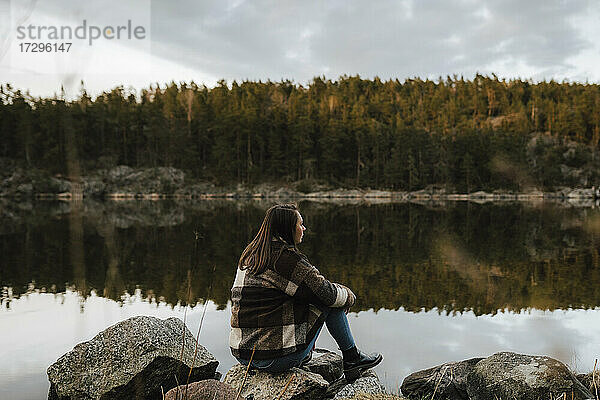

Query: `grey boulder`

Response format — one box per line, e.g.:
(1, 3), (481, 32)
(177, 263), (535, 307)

(107, 165), (135, 181)
(466, 352), (594, 400)
(164, 380), (243, 400)
(104, 166), (185, 194)
(577, 372), (600, 395)
(300, 349), (385, 399)
(225, 348), (387, 400)
(224, 364), (329, 400)
(332, 370), (386, 399)
(47, 315), (218, 400)
(401, 357), (483, 400)
(301, 348), (343, 383)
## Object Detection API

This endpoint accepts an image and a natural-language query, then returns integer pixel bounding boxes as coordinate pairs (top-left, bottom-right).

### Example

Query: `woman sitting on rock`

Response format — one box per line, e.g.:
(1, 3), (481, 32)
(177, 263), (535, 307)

(229, 203), (382, 380)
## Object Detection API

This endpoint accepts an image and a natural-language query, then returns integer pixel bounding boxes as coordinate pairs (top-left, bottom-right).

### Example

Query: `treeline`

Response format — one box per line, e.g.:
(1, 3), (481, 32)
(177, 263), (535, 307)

(1, 75), (600, 190)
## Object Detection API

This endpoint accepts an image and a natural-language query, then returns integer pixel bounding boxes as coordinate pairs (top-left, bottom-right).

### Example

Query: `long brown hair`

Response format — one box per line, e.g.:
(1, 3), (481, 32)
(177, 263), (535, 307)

(238, 204), (300, 274)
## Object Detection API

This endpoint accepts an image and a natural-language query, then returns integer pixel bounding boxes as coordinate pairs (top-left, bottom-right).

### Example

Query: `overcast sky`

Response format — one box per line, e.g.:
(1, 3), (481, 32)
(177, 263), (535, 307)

(1, 0), (600, 99)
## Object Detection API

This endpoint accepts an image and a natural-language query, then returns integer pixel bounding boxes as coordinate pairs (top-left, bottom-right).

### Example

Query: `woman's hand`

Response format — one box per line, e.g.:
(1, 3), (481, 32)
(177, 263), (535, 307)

(345, 290), (356, 314)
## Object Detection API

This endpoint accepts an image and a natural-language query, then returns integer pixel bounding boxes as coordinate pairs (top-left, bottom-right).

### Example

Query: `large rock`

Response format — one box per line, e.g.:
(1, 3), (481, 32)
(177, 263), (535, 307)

(401, 357), (483, 399)
(103, 166), (185, 194)
(164, 380), (244, 400)
(225, 349), (387, 400)
(83, 176), (106, 197)
(402, 353), (595, 400)
(224, 364), (328, 400)
(332, 370), (386, 399)
(466, 352), (594, 400)
(300, 349), (343, 383)
(47, 316), (218, 400)
(32, 176), (72, 194)
(107, 165), (135, 181)
(577, 372), (600, 395)
(174, 182), (217, 197)
(15, 182), (33, 195)
(568, 188), (595, 198)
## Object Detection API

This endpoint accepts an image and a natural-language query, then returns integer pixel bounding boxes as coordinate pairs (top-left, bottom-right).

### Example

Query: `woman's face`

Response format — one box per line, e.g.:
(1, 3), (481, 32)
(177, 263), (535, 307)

(294, 212), (306, 244)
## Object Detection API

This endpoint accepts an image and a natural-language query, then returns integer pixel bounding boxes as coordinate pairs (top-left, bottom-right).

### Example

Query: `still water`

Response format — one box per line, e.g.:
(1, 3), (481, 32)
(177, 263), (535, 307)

(1, 200), (600, 398)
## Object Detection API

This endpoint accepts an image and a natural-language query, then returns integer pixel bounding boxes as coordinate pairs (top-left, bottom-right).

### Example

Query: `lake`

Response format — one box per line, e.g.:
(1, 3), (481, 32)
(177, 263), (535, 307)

(1, 199), (600, 399)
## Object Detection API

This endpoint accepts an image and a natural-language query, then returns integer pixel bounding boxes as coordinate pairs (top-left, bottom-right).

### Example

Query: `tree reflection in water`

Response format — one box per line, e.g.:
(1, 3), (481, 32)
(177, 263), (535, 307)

(1, 200), (599, 315)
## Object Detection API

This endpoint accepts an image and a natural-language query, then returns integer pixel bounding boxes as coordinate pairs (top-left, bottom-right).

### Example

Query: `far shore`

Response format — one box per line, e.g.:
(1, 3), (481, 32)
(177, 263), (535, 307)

(3, 165), (599, 204)
(27, 186), (600, 204)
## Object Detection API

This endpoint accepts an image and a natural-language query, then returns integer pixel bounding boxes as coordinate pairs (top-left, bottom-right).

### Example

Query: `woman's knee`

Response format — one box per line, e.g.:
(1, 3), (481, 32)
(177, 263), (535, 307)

(328, 307), (346, 315)
(318, 304), (345, 316)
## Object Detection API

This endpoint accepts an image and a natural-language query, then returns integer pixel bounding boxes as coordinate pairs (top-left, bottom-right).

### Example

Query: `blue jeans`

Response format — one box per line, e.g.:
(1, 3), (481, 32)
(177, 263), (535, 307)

(236, 306), (356, 373)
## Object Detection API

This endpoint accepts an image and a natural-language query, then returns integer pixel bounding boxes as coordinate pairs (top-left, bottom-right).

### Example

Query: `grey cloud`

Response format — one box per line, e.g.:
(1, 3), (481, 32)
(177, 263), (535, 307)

(459, 1), (590, 76)
(146, 0), (593, 83)
(149, 0), (325, 82)
(308, 0), (591, 80)
(7, 0), (596, 87)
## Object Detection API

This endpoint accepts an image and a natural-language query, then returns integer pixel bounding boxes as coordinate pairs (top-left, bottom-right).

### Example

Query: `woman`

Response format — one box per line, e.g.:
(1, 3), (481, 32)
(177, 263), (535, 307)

(230, 204), (382, 380)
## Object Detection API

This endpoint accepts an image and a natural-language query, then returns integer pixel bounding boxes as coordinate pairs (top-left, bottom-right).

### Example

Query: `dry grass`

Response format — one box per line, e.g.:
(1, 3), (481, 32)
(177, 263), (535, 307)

(236, 345), (256, 400)
(341, 393), (406, 400)
(592, 358), (599, 400)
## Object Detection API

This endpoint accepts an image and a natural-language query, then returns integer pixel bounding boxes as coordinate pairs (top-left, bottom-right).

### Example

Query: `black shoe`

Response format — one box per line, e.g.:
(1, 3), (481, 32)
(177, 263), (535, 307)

(343, 350), (383, 381)
(300, 350), (313, 366)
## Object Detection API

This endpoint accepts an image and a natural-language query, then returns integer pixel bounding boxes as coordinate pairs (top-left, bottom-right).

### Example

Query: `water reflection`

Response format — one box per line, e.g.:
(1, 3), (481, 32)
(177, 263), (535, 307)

(1, 200), (599, 314)
(1, 291), (599, 398)
(2, 199), (600, 399)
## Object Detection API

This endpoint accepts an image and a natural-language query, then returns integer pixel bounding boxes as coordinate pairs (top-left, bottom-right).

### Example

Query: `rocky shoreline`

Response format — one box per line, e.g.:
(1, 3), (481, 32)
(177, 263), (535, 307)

(46, 316), (600, 400)
(2, 165), (599, 204)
